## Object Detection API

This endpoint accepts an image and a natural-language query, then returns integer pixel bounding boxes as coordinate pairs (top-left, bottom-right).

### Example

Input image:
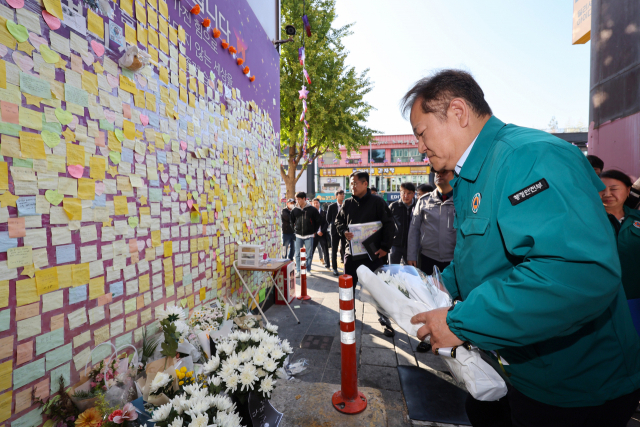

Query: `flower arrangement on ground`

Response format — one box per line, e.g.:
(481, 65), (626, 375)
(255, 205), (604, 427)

(188, 306), (225, 334)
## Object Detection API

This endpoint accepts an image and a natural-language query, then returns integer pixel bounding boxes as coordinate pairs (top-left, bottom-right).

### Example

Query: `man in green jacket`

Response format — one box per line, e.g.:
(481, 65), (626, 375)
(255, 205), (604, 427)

(404, 70), (640, 427)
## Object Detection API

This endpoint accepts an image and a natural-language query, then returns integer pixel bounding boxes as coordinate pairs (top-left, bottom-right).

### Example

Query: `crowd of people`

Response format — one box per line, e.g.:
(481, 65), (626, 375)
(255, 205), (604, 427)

(280, 70), (640, 426)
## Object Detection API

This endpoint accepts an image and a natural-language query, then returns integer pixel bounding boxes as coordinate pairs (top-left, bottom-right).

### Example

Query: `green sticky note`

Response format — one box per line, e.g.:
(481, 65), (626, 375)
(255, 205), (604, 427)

(122, 68), (134, 79)
(91, 344), (112, 365)
(115, 332), (132, 349)
(6, 20), (28, 42)
(0, 121), (21, 136)
(100, 119), (115, 131)
(180, 298), (187, 307)
(259, 288), (266, 303)
(42, 119), (62, 134)
(109, 150), (121, 165)
(124, 298), (136, 314)
(50, 363), (70, 393)
(174, 183), (181, 191)
(128, 216), (139, 228)
(36, 328), (64, 355)
(64, 84), (89, 107)
(46, 343), (72, 371)
(14, 359), (45, 389)
(12, 408), (42, 427)
(13, 158), (33, 168)
(146, 322), (159, 336)
(0, 309), (8, 331)
(114, 129), (125, 142)
(42, 130), (61, 147)
(20, 72), (52, 99)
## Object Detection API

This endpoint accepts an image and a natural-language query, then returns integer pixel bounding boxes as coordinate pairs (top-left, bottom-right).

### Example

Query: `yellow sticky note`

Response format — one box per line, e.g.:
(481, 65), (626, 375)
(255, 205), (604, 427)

(139, 274), (150, 293)
(123, 120), (135, 140)
(78, 178), (95, 200)
(199, 287), (206, 301)
(0, 390), (12, 423)
(43, 0), (64, 19)
(151, 229), (161, 247)
(178, 25), (185, 43)
(82, 71), (99, 96)
(19, 108), (42, 131)
(87, 9), (104, 39)
(0, 281), (7, 308)
(121, 0), (134, 16)
(163, 240), (172, 257)
(0, 162), (8, 190)
(89, 276), (104, 300)
(7, 246), (32, 269)
(16, 278), (38, 306)
(159, 34), (168, 54)
(169, 26), (177, 45)
(0, 59), (5, 89)
(35, 267), (59, 295)
(113, 195), (128, 215)
(159, 0), (168, 17)
(63, 198), (82, 220)
(135, 1), (147, 24)
(67, 143), (85, 166)
(90, 156), (106, 180)
(120, 75), (138, 95)
(0, 360), (11, 392)
(137, 23), (147, 47)
(72, 263), (90, 287)
(125, 24), (137, 46)
(179, 54), (186, 71)
(57, 264), (72, 289)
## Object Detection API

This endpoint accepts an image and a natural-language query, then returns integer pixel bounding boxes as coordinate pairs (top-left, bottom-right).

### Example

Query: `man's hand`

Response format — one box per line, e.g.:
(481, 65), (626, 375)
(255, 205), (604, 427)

(411, 307), (463, 353)
(408, 261), (417, 267)
(318, 231), (323, 236)
(344, 232), (354, 241)
(375, 249), (387, 258)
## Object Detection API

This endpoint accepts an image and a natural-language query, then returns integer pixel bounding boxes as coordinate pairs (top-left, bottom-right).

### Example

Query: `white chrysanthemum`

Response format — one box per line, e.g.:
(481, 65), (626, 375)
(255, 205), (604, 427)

(175, 320), (189, 334)
(259, 375), (276, 398)
(235, 303), (243, 310)
(187, 413), (209, 427)
(220, 363), (236, 378)
(218, 340), (237, 355)
(271, 347), (285, 360)
(237, 331), (251, 342)
(252, 352), (266, 367)
(182, 384), (200, 396)
(216, 411), (242, 427)
(186, 398), (210, 418)
(263, 358), (277, 373)
(265, 323), (278, 333)
(149, 372), (172, 394)
(172, 396), (190, 415)
(208, 375), (222, 387)
(227, 331), (239, 340)
(238, 349), (252, 363)
(261, 342), (276, 354)
(256, 367), (267, 378)
(225, 354), (241, 370)
(202, 355), (220, 374)
(281, 339), (293, 354)
(214, 395), (234, 412)
(158, 305), (187, 322)
(150, 402), (172, 422)
(239, 368), (258, 392)
(169, 416), (183, 427)
(224, 373), (240, 393)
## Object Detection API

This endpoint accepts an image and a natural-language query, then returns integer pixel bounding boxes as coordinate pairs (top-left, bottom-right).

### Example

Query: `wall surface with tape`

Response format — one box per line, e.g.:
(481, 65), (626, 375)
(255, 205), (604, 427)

(0, 0), (281, 425)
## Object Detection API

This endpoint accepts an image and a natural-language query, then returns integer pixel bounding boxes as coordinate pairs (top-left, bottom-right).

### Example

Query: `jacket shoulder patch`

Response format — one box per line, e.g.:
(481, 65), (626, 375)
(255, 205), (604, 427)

(508, 178), (549, 206)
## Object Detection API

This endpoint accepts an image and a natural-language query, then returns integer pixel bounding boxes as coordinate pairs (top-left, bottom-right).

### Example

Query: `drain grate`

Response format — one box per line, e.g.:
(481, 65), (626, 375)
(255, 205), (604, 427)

(300, 335), (334, 350)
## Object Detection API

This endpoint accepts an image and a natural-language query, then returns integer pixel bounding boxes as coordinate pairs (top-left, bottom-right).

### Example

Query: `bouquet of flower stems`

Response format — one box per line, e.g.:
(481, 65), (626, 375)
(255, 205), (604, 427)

(357, 264), (508, 401)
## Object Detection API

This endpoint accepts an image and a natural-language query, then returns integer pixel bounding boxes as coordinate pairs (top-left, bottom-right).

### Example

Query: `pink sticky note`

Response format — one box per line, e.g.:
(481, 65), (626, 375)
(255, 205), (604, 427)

(187, 200), (193, 209)
(137, 240), (145, 252)
(107, 74), (119, 88)
(140, 114), (149, 126)
(95, 131), (105, 147)
(90, 40), (105, 57)
(97, 293), (113, 306)
(68, 165), (84, 178)
(180, 140), (187, 150)
(129, 238), (138, 253)
(13, 51), (33, 72)
(136, 74), (147, 87)
(8, 217), (26, 238)
(95, 182), (104, 195)
(42, 11), (61, 30)
(0, 45), (7, 58)
(7, 0), (24, 9)
(68, 115), (79, 130)
(1, 101), (19, 124)
(103, 109), (116, 122)
(81, 51), (94, 66)
(28, 33), (47, 49)
(122, 103), (131, 119)
(146, 238), (152, 248)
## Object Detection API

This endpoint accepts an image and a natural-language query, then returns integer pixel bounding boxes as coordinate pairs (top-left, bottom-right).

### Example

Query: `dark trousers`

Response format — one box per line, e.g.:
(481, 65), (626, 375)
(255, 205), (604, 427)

(389, 245), (408, 264)
(312, 234), (329, 267)
(465, 387), (640, 427)
(330, 232), (346, 270)
(344, 254), (386, 308)
(282, 233), (295, 260)
(419, 253), (451, 276)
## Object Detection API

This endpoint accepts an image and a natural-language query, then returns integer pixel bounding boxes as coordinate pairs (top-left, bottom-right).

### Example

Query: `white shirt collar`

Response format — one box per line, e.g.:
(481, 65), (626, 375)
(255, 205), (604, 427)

(455, 136), (478, 175)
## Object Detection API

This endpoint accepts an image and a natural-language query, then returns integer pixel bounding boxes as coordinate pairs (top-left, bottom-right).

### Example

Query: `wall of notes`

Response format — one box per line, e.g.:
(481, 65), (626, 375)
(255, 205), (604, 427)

(0, 0), (281, 424)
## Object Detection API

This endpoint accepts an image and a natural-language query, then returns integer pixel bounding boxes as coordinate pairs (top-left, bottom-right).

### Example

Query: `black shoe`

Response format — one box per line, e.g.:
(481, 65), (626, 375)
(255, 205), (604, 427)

(417, 342), (431, 353)
(378, 317), (387, 327)
(333, 269), (339, 276)
(325, 264), (331, 269)
(383, 327), (395, 337)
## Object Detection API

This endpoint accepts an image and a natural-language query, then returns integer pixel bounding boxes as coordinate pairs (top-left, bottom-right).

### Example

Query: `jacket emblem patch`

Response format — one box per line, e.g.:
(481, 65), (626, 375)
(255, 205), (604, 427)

(634, 221), (640, 229)
(508, 178), (549, 206)
(472, 193), (481, 214)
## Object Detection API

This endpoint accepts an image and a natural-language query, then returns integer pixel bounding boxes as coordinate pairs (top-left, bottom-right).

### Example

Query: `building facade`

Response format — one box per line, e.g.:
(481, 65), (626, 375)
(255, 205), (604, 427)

(317, 135), (432, 203)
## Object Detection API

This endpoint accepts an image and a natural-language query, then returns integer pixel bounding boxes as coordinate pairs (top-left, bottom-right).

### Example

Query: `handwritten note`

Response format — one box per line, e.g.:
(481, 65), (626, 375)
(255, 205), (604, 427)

(7, 246), (32, 269)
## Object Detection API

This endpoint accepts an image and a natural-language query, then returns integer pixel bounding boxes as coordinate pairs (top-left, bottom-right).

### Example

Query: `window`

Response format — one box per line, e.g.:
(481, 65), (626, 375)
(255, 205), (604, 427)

(369, 149), (386, 163)
(322, 152), (336, 163)
(391, 148), (427, 163)
(345, 158), (361, 164)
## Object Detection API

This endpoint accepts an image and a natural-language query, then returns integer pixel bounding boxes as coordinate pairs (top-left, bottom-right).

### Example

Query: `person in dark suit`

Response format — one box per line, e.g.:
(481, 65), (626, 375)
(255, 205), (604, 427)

(326, 189), (347, 276)
(311, 198), (330, 270)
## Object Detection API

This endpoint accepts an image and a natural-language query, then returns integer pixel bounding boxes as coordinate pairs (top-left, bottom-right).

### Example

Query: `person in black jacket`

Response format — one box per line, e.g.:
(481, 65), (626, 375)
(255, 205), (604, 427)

(335, 171), (396, 308)
(290, 192), (324, 276)
(281, 199), (296, 260)
(311, 198), (330, 270)
(388, 182), (416, 264)
(326, 189), (347, 276)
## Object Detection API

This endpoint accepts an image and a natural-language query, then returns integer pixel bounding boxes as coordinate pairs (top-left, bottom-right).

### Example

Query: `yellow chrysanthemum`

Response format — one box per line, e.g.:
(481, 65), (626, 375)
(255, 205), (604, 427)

(76, 408), (102, 427)
(180, 367), (187, 373)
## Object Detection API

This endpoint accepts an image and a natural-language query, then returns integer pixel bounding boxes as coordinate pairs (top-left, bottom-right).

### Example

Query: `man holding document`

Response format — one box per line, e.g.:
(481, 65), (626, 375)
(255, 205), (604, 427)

(402, 70), (640, 426)
(335, 171), (396, 303)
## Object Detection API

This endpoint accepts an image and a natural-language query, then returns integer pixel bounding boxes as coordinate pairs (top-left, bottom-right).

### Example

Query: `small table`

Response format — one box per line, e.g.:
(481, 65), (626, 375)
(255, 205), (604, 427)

(232, 260), (300, 324)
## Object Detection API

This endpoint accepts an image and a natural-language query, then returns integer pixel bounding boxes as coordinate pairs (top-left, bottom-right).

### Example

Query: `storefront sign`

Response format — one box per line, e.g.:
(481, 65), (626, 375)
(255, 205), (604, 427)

(572, 0), (591, 44)
(387, 192), (401, 203)
(320, 166), (430, 177)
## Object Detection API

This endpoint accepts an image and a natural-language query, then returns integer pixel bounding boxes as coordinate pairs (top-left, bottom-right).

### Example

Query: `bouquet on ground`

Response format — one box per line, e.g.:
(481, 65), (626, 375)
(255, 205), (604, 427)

(205, 325), (293, 403)
(357, 264), (508, 401)
(188, 305), (226, 334)
(69, 358), (121, 411)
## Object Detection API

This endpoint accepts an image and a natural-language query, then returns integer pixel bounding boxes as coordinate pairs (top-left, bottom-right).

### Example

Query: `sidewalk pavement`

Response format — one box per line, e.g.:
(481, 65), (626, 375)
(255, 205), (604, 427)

(263, 257), (467, 427)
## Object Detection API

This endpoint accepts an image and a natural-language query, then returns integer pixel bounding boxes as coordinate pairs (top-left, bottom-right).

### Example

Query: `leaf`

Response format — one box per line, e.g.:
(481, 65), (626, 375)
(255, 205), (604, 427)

(160, 320), (179, 358)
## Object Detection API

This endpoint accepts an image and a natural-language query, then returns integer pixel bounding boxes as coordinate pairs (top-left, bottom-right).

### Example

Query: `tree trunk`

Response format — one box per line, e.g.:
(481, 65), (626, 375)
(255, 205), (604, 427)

(280, 145), (302, 199)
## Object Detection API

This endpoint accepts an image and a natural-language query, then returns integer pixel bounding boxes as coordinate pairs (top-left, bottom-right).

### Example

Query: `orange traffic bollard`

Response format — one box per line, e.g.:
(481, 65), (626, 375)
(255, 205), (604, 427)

(298, 246), (311, 300)
(332, 274), (367, 414)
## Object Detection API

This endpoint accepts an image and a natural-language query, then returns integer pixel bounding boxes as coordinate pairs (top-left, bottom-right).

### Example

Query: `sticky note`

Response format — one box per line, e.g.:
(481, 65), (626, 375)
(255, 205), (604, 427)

(7, 246), (32, 269)
(89, 276), (104, 300)
(8, 217), (25, 237)
(35, 267), (59, 295)
(55, 243), (76, 264)
(63, 198), (82, 220)
(16, 277), (38, 306)
(87, 9), (104, 39)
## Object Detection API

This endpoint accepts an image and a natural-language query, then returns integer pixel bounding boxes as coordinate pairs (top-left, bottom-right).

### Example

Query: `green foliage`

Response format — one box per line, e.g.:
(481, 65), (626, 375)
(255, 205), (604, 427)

(33, 375), (80, 427)
(160, 319), (179, 358)
(280, 0), (377, 196)
(141, 328), (160, 363)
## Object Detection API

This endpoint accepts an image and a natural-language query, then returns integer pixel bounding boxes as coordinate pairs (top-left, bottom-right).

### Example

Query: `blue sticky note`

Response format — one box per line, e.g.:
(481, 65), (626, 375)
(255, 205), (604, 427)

(157, 151), (166, 164)
(0, 231), (18, 253)
(179, 119), (187, 130)
(179, 177), (187, 188)
(149, 113), (160, 128)
(17, 196), (38, 216)
(183, 273), (192, 286)
(149, 188), (162, 202)
(149, 180), (159, 187)
(110, 281), (124, 298)
(121, 147), (134, 164)
(69, 285), (87, 305)
(93, 193), (106, 207)
(0, 309), (9, 332)
(56, 244), (76, 264)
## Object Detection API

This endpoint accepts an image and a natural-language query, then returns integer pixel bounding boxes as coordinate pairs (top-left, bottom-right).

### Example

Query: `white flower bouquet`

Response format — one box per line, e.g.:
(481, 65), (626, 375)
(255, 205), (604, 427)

(189, 306), (225, 334)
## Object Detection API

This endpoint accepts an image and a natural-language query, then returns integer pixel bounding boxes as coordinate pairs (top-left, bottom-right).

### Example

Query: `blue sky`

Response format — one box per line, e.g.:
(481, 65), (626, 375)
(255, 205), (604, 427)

(332, 0), (591, 135)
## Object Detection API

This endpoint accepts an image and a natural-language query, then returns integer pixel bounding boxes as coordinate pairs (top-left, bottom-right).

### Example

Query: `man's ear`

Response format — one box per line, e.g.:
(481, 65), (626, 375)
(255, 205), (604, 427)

(449, 98), (470, 128)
